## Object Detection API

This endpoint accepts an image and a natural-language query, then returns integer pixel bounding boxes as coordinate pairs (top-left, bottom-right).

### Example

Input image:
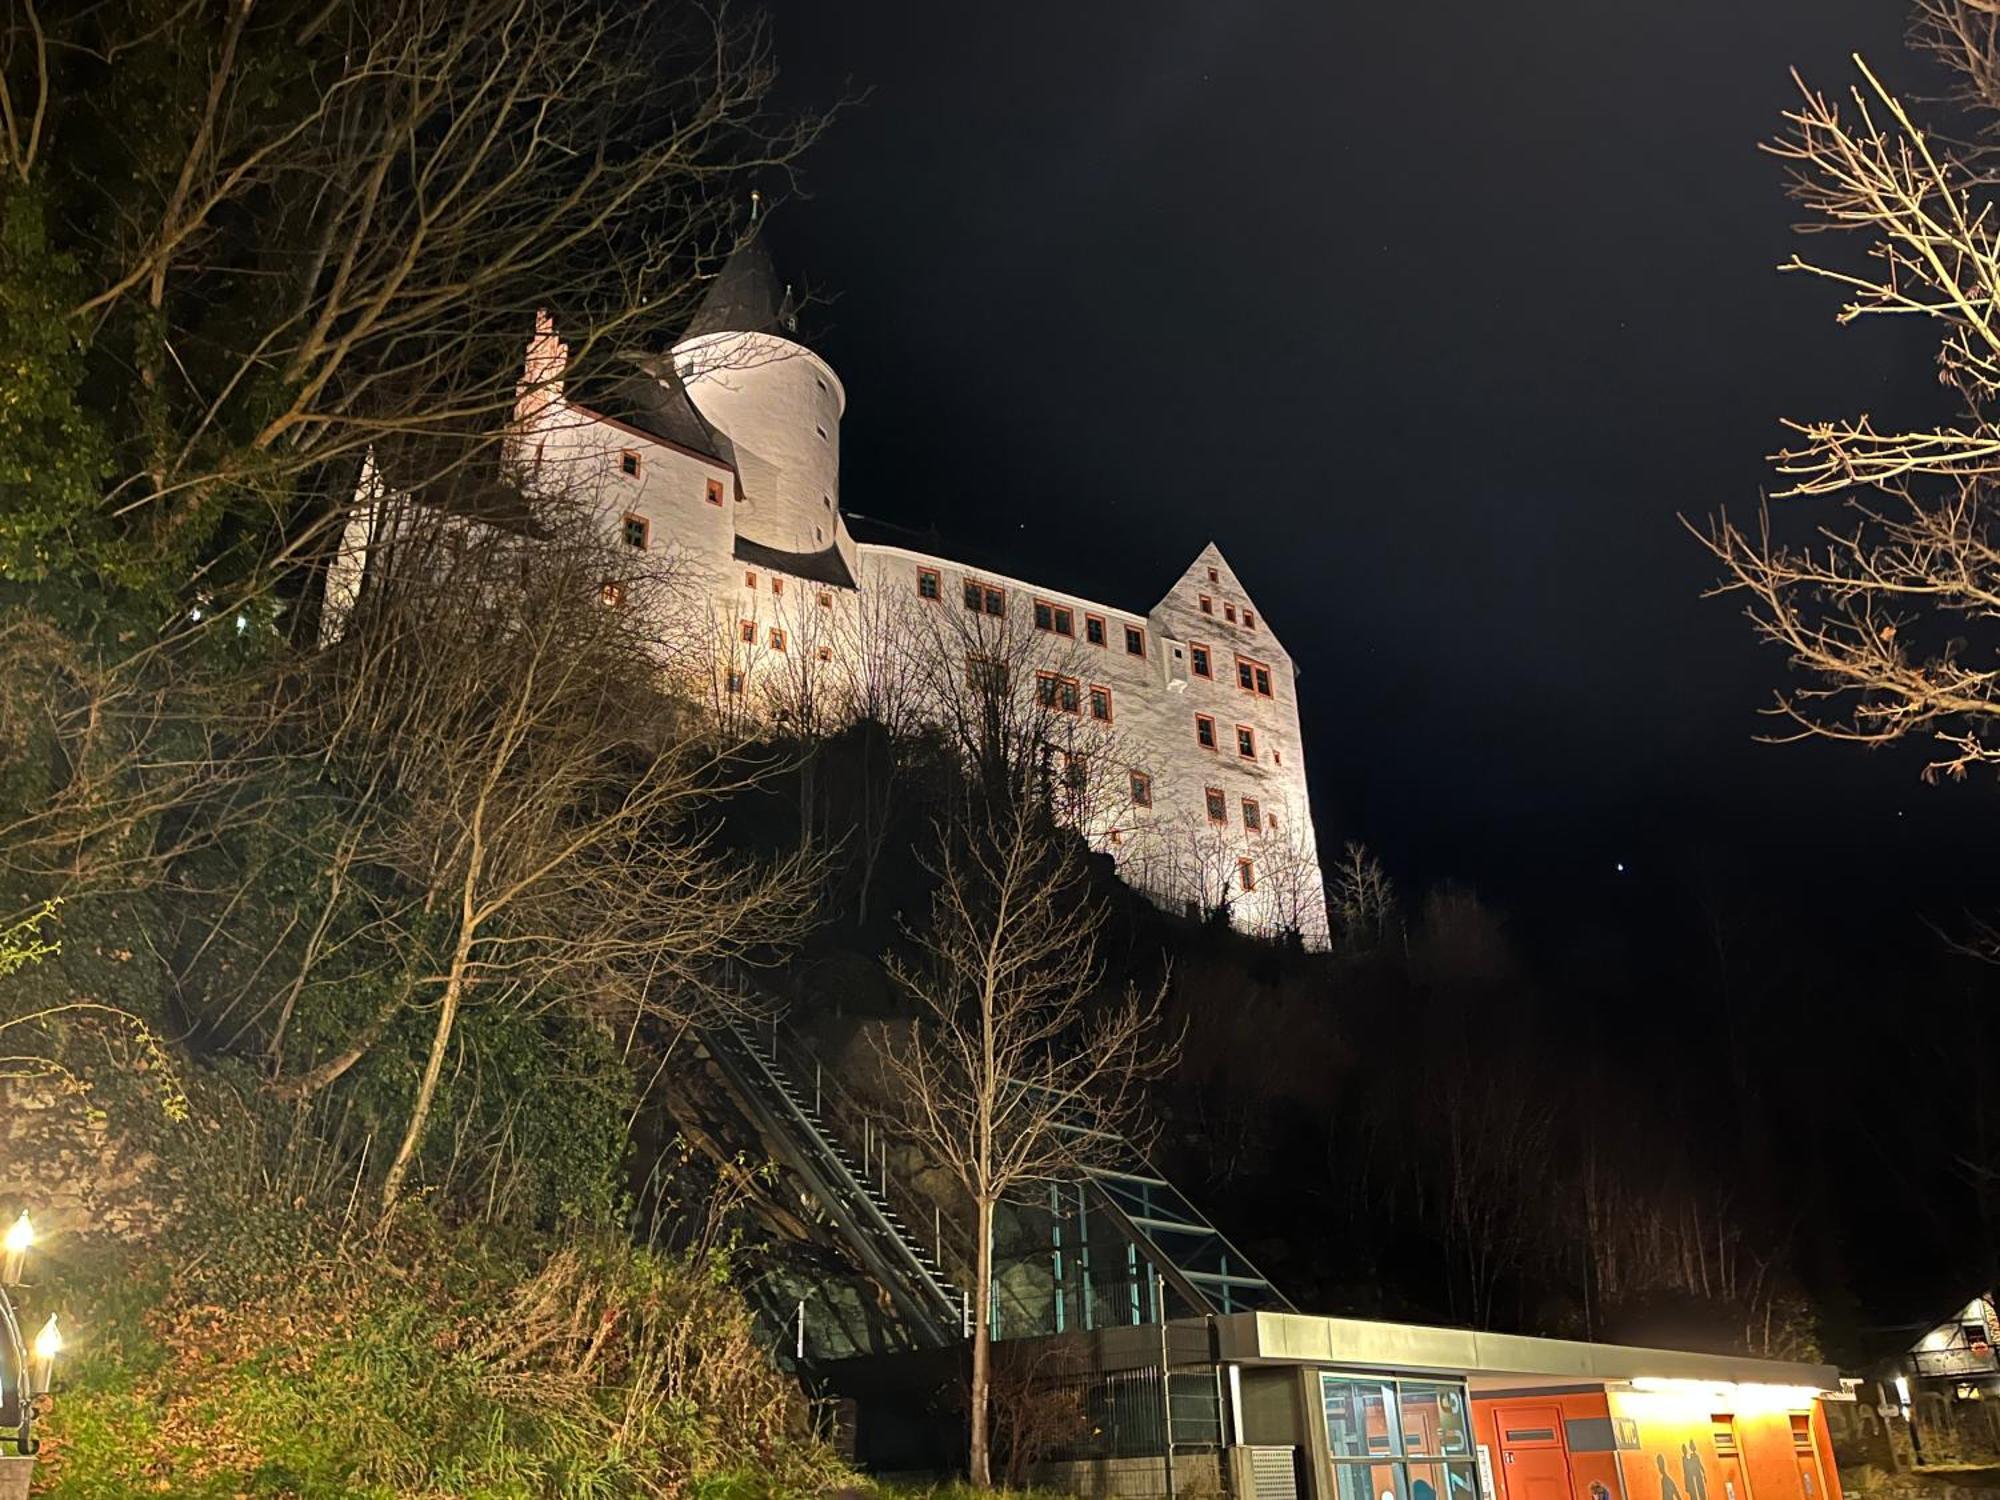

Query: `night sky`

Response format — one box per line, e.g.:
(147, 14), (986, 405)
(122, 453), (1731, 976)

(757, 0), (1992, 947)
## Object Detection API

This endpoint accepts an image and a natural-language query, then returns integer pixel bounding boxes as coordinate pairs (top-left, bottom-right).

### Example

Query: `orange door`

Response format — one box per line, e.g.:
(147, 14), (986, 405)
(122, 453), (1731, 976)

(1711, 1414), (1753, 1500)
(1494, 1404), (1573, 1500)
(1790, 1416), (1826, 1500)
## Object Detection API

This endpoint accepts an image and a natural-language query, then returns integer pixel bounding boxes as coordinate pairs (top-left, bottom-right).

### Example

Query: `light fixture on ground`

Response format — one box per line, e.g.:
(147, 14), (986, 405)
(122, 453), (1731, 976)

(0, 1214), (49, 1500)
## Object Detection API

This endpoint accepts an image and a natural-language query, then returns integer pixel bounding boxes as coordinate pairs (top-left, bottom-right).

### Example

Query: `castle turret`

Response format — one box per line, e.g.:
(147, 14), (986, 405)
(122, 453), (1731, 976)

(669, 229), (848, 561)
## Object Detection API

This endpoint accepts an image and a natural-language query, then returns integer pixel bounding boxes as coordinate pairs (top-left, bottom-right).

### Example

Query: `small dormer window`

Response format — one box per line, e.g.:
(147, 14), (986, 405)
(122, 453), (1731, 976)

(619, 449), (641, 479)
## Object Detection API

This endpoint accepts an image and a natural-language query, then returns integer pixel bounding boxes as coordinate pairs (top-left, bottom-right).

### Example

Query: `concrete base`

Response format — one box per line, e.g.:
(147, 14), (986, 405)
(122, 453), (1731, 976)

(0, 1454), (33, 1500)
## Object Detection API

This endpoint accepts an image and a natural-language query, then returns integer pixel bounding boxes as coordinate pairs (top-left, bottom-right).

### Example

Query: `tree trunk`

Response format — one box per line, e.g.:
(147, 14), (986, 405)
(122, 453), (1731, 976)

(380, 931), (471, 1211)
(970, 1193), (994, 1487)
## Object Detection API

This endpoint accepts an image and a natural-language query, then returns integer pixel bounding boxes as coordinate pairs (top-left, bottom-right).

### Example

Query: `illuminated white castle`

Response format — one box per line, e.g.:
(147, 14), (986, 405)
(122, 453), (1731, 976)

(340, 231), (1328, 944)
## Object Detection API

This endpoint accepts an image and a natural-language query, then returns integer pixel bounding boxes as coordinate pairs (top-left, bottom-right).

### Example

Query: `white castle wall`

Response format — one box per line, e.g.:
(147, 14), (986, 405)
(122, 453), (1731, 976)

(338, 322), (1328, 945)
(671, 331), (848, 562)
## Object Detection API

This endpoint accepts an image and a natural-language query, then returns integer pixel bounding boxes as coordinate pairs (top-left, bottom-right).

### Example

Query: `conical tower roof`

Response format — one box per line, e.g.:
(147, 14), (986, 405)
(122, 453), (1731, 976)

(680, 229), (801, 343)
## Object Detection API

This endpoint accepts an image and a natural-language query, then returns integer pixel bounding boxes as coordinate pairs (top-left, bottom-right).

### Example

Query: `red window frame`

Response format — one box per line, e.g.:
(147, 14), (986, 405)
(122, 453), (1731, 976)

(1224, 602), (1238, 624)
(705, 477), (725, 506)
(1242, 797), (1261, 834)
(1204, 786), (1227, 825)
(771, 577), (784, 597)
(1236, 724), (1257, 759)
(1036, 670), (1082, 714)
(745, 570), (758, 589)
(917, 566), (942, 601)
(600, 581), (626, 607)
(817, 590), (833, 609)
(1033, 598), (1075, 637)
(1195, 713), (1218, 751)
(1237, 857), (1257, 892)
(1244, 609), (1256, 631)
(1199, 594), (1214, 615)
(1190, 641), (1213, 679)
(619, 448), (642, 479)
(739, 618), (756, 644)
(1088, 684), (1113, 723)
(1207, 566), (1220, 584)
(967, 654), (1010, 692)
(964, 580), (1007, 616)
(621, 512), (650, 549)
(1124, 624), (1146, 658)
(769, 626), (787, 652)
(817, 644), (834, 662)
(1129, 769), (1153, 808)
(1085, 613), (1108, 647)
(1237, 655), (1274, 697)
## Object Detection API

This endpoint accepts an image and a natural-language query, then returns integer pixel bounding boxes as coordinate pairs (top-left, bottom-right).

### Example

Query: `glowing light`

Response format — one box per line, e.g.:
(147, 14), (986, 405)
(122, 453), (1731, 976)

(1895, 1375), (1912, 1407)
(3, 1213), (32, 1256)
(1627, 1377), (1828, 1413)
(31, 1315), (59, 1365)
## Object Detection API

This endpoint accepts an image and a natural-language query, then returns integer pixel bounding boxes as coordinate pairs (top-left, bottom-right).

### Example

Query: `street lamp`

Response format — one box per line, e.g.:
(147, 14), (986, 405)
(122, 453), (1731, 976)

(0, 1213), (50, 1500)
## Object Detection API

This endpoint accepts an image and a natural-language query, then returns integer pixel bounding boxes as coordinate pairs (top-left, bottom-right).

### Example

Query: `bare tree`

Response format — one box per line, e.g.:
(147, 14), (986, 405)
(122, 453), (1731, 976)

(1329, 841), (1396, 953)
(874, 792), (1174, 1488)
(1, 0), (822, 627)
(295, 493), (819, 1209)
(1702, 7), (2000, 781)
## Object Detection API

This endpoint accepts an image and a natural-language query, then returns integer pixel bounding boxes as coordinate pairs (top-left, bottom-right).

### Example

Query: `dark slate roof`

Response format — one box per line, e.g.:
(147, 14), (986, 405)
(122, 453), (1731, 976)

(681, 231), (802, 343)
(563, 356), (734, 466)
(733, 534), (856, 591)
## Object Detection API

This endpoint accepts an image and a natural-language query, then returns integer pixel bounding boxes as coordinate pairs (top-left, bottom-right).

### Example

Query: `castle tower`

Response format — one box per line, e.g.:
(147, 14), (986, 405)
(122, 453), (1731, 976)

(669, 228), (848, 560)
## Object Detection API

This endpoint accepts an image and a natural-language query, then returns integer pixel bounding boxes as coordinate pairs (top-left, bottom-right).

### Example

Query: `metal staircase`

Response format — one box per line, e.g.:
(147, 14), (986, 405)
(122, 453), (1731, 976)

(701, 1016), (969, 1351)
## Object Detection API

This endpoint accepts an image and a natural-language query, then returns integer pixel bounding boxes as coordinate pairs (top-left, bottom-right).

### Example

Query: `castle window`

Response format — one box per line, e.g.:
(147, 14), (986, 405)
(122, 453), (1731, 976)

(600, 581), (626, 607)
(621, 513), (649, 549)
(817, 591), (833, 610)
(1088, 685), (1112, 723)
(1108, 828), (1123, 846)
(745, 570), (758, 589)
(1205, 787), (1227, 824)
(817, 645), (833, 662)
(771, 577), (784, 597)
(1242, 797), (1261, 834)
(1037, 671), (1081, 714)
(1225, 602), (1237, 624)
(1199, 594), (1214, 615)
(1190, 643), (1212, 679)
(1236, 724), (1257, 759)
(1244, 609), (1256, 630)
(706, 478), (725, 506)
(769, 627), (787, 652)
(918, 567), (942, 601)
(967, 654), (1010, 692)
(1124, 625), (1146, 657)
(1237, 656), (1274, 697)
(619, 449), (642, 479)
(726, 670), (744, 694)
(1237, 857), (1257, 893)
(1085, 613), (1107, 647)
(1130, 770), (1153, 808)
(1208, 566), (1220, 584)
(964, 580), (1005, 616)
(1272, 746), (1282, 766)
(1195, 713), (1217, 750)
(739, 619), (756, 643)
(1033, 599), (1074, 637)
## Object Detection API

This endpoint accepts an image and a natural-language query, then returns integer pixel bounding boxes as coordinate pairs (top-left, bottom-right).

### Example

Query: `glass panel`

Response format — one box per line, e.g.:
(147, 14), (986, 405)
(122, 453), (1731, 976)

(1401, 1382), (1471, 1457)
(1446, 1462), (1479, 1500)
(1409, 1462), (1448, 1500)
(1323, 1376), (1402, 1460)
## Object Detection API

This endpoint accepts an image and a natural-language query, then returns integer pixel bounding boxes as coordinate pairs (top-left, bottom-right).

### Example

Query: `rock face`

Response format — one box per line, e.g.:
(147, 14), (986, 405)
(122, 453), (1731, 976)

(0, 1081), (173, 1243)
